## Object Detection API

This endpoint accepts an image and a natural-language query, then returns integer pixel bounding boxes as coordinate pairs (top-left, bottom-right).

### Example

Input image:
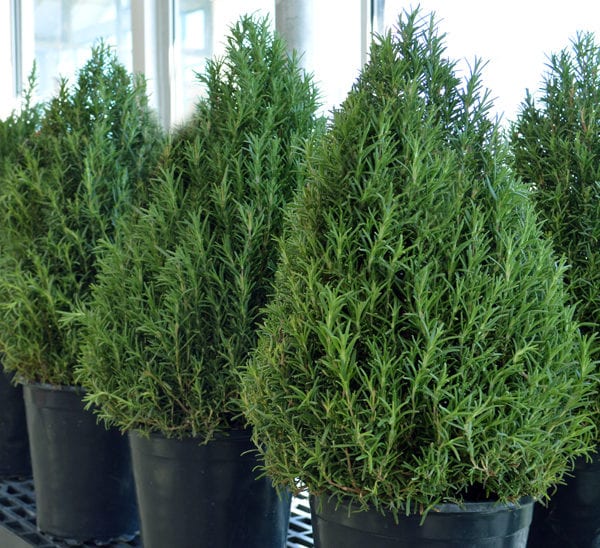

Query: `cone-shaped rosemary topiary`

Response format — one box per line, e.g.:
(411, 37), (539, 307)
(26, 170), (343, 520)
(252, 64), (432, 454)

(240, 10), (598, 517)
(75, 16), (320, 440)
(0, 70), (41, 181)
(511, 32), (600, 360)
(0, 42), (163, 385)
(0, 71), (41, 384)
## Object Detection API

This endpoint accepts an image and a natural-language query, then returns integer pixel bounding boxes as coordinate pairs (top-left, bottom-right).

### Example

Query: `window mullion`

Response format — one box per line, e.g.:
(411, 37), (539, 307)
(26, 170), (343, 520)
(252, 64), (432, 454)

(131, 0), (175, 129)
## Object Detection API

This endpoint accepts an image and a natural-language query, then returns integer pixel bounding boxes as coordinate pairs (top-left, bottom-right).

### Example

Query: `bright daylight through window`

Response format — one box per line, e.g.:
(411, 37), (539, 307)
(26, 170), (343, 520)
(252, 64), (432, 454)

(32, 0), (132, 100)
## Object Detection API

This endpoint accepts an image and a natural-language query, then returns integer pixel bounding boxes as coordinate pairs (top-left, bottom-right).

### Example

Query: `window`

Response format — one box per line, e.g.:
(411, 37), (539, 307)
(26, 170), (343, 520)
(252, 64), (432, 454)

(4, 0), (366, 125)
(173, 0), (275, 122)
(273, 1), (370, 114)
(175, 0), (212, 118)
(30, 0), (132, 100)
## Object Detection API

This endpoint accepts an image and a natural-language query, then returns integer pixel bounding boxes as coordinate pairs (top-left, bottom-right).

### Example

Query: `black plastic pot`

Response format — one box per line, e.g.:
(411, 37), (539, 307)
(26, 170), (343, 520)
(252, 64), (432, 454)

(129, 429), (291, 548)
(23, 383), (138, 542)
(310, 494), (534, 548)
(527, 453), (600, 547)
(0, 368), (30, 478)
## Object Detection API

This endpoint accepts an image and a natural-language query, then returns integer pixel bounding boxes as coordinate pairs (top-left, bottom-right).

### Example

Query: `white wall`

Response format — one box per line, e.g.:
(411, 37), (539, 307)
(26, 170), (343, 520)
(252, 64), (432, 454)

(311, 0), (363, 112)
(384, 0), (600, 123)
(274, 0), (365, 113)
(212, 0), (275, 56)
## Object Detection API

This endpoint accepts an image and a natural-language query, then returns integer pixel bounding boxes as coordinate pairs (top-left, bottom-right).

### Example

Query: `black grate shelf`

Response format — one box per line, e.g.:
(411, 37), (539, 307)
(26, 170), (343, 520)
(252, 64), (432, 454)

(0, 477), (313, 548)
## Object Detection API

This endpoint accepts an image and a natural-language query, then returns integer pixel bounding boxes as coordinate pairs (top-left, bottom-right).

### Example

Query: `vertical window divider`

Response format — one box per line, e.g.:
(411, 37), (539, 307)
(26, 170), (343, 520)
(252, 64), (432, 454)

(11, 0), (23, 96)
(361, 0), (372, 66)
(132, 0), (175, 129)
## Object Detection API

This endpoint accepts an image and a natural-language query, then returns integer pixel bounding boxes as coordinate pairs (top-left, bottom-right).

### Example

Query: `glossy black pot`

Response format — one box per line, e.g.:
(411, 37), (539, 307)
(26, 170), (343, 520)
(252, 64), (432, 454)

(23, 383), (138, 542)
(0, 368), (30, 478)
(527, 453), (600, 547)
(311, 494), (534, 548)
(129, 428), (291, 548)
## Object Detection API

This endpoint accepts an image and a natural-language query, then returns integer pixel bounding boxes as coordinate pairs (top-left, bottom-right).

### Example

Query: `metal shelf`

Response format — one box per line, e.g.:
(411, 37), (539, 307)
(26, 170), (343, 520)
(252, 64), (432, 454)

(0, 478), (313, 548)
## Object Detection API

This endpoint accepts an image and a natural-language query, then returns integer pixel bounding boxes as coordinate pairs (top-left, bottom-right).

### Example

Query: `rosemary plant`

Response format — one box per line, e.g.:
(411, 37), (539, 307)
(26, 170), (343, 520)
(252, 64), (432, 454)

(76, 16), (320, 440)
(511, 32), (600, 361)
(0, 43), (163, 385)
(0, 70), (41, 180)
(0, 70), (41, 373)
(240, 10), (597, 517)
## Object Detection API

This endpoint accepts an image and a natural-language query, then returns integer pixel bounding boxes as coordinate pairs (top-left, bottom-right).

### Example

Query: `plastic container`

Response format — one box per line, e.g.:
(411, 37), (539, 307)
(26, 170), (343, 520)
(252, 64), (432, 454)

(527, 454), (600, 547)
(23, 383), (138, 542)
(310, 494), (534, 548)
(129, 429), (291, 548)
(0, 369), (30, 478)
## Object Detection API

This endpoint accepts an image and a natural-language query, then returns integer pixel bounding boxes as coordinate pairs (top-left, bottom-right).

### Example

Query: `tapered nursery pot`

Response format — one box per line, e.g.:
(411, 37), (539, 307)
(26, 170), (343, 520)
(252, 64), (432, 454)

(129, 428), (291, 548)
(527, 453), (600, 547)
(23, 383), (138, 542)
(310, 495), (534, 548)
(0, 368), (30, 478)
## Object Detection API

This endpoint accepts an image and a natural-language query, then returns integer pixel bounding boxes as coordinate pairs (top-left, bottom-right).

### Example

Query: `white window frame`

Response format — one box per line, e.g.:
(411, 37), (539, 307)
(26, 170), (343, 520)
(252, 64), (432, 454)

(0, 1), (21, 117)
(131, 0), (174, 129)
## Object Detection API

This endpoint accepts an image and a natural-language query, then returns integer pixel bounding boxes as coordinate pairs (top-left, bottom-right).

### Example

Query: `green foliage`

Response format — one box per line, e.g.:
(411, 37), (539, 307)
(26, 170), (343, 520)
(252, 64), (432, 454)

(511, 32), (600, 356)
(0, 69), (42, 374)
(240, 10), (597, 517)
(0, 42), (163, 385)
(76, 16), (320, 440)
(0, 69), (42, 180)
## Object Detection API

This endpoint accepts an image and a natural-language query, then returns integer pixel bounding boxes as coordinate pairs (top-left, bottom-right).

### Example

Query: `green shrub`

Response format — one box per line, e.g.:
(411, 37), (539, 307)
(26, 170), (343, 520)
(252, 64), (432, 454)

(0, 70), (41, 182)
(0, 70), (41, 367)
(240, 10), (597, 517)
(0, 43), (163, 385)
(76, 16), (320, 440)
(511, 32), (600, 359)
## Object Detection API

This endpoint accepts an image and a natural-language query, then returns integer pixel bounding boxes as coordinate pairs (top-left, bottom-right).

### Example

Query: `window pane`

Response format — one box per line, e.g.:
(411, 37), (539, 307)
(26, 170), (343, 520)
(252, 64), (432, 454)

(176, 0), (212, 117)
(175, 0), (275, 120)
(34, 0), (132, 100)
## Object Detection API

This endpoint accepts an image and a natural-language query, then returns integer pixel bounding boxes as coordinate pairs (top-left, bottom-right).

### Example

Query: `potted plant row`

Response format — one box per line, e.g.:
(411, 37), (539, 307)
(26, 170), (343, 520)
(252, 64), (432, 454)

(0, 70), (40, 480)
(75, 16), (320, 548)
(240, 9), (598, 547)
(0, 42), (163, 542)
(1, 8), (597, 548)
(511, 31), (600, 547)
